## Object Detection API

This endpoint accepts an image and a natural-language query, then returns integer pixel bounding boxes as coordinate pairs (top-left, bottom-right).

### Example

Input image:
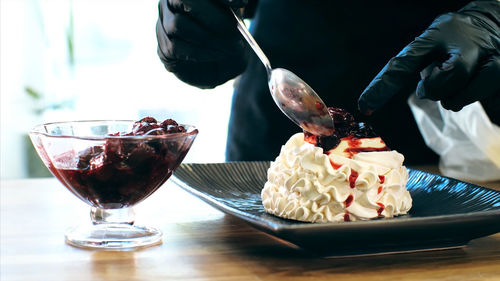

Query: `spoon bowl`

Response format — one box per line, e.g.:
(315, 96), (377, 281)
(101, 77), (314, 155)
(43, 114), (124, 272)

(231, 10), (334, 136)
(269, 68), (334, 136)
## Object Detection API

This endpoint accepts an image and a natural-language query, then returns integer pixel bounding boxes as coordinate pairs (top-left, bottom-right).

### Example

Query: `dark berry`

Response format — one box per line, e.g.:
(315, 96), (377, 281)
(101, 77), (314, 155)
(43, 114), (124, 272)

(351, 122), (378, 138)
(161, 119), (186, 133)
(328, 107), (355, 127)
(104, 138), (125, 163)
(305, 108), (381, 153)
(77, 146), (104, 169)
(304, 131), (340, 152)
(125, 142), (157, 171)
(317, 135), (340, 151)
(160, 119), (178, 127)
(139, 117), (157, 124)
(132, 117), (163, 135)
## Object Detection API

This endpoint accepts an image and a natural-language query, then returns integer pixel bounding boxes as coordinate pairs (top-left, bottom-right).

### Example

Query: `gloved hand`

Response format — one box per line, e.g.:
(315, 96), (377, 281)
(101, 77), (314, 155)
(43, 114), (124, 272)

(156, 0), (249, 89)
(358, 0), (500, 125)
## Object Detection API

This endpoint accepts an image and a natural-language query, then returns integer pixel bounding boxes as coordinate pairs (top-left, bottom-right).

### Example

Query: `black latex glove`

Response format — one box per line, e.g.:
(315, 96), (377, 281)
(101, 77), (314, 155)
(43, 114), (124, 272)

(156, 0), (249, 89)
(358, 0), (500, 125)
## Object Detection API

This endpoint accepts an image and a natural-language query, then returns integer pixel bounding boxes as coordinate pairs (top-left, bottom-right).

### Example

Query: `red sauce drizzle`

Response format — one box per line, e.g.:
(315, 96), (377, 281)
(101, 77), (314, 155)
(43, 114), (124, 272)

(304, 135), (317, 145)
(347, 137), (362, 147)
(329, 160), (342, 170)
(344, 212), (350, 222)
(377, 186), (383, 194)
(315, 101), (325, 111)
(344, 146), (391, 158)
(377, 202), (385, 216)
(345, 194), (354, 207)
(342, 136), (390, 158)
(349, 169), (358, 188)
(378, 175), (385, 184)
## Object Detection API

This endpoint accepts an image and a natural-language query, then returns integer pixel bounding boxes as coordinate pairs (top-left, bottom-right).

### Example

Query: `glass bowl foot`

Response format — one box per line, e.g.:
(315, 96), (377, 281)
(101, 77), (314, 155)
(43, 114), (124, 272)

(65, 224), (162, 250)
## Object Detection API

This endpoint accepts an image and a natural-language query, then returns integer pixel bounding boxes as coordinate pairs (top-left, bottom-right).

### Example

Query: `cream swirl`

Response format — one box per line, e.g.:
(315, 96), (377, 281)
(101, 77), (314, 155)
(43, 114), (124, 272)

(261, 133), (412, 222)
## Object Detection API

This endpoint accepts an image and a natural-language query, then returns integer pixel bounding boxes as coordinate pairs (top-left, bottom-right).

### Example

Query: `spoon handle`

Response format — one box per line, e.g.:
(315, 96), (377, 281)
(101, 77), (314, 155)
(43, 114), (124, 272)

(230, 9), (272, 77)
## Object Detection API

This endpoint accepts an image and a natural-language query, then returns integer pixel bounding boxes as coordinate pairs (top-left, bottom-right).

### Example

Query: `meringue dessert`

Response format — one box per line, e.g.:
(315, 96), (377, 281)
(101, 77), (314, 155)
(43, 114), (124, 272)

(261, 108), (412, 222)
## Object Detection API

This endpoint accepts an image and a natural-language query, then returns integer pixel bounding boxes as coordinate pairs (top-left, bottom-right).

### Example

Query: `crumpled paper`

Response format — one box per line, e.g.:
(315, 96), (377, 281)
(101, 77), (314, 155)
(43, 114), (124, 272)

(408, 94), (500, 182)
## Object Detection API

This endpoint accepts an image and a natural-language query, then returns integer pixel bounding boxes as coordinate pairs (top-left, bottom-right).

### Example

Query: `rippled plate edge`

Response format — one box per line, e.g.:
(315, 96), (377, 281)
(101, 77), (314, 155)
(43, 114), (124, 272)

(172, 162), (500, 232)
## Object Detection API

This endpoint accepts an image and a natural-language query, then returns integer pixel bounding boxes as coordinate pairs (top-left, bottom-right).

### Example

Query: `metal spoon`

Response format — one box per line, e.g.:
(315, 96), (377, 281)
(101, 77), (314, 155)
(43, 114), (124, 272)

(231, 10), (334, 136)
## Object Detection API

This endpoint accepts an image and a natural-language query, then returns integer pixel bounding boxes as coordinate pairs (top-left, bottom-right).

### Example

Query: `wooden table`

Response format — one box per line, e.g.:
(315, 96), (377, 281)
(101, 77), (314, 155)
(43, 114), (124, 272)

(1, 170), (500, 281)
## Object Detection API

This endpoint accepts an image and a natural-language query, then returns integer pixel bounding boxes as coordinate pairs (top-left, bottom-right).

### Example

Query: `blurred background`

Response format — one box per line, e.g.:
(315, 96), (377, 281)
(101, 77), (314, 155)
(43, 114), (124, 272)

(1, 0), (236, 179)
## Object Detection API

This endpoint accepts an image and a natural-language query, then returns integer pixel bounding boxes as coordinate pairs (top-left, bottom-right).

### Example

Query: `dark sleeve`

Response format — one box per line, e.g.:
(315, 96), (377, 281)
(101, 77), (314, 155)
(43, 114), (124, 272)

(243, 0), (259, 18)
(459, 0), (500, 26)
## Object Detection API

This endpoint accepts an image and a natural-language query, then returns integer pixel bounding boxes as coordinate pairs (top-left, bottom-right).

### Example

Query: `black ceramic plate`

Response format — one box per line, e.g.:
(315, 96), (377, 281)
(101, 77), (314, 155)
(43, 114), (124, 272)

(172, 162), (500, 257)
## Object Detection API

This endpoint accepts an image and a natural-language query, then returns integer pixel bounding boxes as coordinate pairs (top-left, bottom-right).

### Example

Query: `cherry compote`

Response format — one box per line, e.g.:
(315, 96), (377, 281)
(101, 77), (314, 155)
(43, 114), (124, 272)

(49, 117), (194, 209)
(304, 107), (385, 152)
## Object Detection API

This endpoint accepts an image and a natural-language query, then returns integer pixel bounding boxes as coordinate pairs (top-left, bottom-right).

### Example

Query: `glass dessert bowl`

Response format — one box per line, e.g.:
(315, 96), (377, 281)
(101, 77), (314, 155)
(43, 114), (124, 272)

(29, 118), (198, 249)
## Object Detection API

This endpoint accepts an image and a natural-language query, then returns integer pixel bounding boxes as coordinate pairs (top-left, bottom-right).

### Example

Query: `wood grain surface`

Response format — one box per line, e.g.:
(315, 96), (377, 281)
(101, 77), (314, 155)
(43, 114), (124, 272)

(1, 169), (499, 281)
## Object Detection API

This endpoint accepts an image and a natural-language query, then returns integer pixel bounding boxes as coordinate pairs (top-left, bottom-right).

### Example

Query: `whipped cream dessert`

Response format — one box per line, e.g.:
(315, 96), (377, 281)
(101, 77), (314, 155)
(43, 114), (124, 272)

(262, 108), (412, 222)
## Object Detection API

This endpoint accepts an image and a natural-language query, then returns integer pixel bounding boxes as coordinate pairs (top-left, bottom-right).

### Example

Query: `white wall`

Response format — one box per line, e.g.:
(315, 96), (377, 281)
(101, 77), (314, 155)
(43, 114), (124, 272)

(1, 0), (46, 179)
